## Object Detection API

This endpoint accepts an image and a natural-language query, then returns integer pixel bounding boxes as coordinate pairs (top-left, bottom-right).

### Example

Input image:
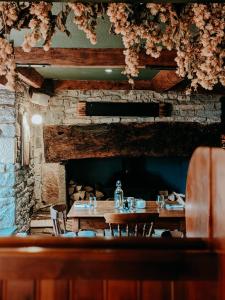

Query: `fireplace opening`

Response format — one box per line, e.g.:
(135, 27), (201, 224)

(65, 157), (189, 207)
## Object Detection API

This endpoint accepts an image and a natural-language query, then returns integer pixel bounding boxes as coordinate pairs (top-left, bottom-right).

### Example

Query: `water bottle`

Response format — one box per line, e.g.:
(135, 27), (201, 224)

(114, 180), (123, 209)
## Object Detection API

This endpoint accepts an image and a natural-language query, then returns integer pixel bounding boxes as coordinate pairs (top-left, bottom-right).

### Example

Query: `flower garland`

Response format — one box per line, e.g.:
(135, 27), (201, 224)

(0, 1), (225, 92)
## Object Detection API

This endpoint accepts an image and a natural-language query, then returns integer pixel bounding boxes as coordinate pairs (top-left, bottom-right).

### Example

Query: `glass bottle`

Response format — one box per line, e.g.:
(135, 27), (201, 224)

(114, 180), (124, 209)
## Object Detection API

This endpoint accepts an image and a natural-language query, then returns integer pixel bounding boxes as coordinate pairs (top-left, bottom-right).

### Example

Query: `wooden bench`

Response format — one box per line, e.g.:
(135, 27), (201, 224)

(0, 236), (221, 300)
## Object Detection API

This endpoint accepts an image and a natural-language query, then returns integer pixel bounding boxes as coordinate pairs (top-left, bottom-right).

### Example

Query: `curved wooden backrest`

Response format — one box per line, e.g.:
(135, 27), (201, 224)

(104, 212), (159, 237)
(186, 147), (225, 239)
(104, 212), (159, 224)
(185, 147), (211, 237)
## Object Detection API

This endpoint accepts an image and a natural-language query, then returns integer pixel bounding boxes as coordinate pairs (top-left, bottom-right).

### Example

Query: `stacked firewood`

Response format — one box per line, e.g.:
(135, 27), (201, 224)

(68, 180), (105, 204)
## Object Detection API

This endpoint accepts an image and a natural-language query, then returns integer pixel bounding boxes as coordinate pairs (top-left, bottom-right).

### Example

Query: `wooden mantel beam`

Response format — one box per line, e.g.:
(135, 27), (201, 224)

(15, 48), (177, 69)
(43, 123), (220, 162)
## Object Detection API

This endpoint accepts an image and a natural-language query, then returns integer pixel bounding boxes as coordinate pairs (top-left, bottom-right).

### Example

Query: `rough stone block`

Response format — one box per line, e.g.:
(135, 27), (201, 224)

(0, 197), (15, 228)
(0, 107), (15, 123)
(0, 163), (5, 173)
(0, 138), (15, 163)
(0, 187), (15, 197)
(0, 172), (15, 186)
(0, 124), (15, 137)
(6, 163), (15, 172)
(0, 90), (15, 105)
(42, 163), (66, 204)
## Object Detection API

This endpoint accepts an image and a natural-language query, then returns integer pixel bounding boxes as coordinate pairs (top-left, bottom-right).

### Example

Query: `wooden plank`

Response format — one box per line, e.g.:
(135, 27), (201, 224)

(55, 80), (159, 91)
(17, 67), (44, 88)
(70, 279), (104, 300)
(149, 70), (183, 92)
(15, 48), (177, 68)
(106, 280), (139, 300)
(43, 123), (221, 162)
(77, 101), (172, 117)
(3, 280), (35, 300)
(37, 280), (70, 300)
(141, 281), (172, 300)
(0, 237), (218, 281)
(185, 147), (211, 238)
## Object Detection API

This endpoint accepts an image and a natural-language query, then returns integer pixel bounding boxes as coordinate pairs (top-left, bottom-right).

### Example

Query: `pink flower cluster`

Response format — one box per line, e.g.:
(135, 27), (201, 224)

(0, 38), (15, 90)
(107, 3), (178, 83)
(22, 2), (52, 52)
(0, 2), (18, 27)
(69, 3), (97, 45)
(175, 4), (225, 91)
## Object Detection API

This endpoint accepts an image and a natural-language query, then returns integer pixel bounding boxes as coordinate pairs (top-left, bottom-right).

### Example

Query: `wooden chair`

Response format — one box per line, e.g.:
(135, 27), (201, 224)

(104, 212), (159, 237)
(50, 204), (76, 237)
(50, 204), (96, 237)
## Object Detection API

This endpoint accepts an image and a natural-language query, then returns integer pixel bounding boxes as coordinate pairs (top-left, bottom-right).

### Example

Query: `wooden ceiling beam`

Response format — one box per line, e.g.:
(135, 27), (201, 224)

(15, 48), (177, 69)
(54, 80), (162, 91)
(17, 67), (44, 88)
(148, 70), (184, 93)
(54, 75), (183, 92)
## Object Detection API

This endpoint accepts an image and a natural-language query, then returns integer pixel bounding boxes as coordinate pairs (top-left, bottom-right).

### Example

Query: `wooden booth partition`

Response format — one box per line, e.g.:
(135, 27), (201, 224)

(0, 237), (219, 300)
(185, 147), (225, 300)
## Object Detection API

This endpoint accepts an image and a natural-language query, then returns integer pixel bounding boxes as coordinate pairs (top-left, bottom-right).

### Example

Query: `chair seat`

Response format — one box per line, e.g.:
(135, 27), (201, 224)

(61, 231), (77, 238)
(77, 230), (96, 237)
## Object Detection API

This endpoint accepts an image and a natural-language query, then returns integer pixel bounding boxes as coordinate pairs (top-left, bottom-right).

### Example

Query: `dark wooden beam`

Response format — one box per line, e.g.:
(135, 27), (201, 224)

(54, 79), (166, 91)
(43, 122), (220, 162)
(17, 67), (44, 88)
(15, 48), (177, 68)
(149, 70), (183, 93)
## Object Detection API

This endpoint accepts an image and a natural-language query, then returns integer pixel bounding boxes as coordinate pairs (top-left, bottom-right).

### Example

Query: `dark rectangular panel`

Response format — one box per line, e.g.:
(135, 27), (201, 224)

(86, 102), (159, 117)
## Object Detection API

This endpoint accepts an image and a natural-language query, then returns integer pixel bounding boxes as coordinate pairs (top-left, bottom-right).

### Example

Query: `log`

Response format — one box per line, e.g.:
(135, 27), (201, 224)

(15, 48), (177, 68)
(43, 122), (221, 162)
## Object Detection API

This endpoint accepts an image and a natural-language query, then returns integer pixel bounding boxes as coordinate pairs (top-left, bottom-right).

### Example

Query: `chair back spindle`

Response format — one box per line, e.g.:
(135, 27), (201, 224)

(104, 213), (159, 237)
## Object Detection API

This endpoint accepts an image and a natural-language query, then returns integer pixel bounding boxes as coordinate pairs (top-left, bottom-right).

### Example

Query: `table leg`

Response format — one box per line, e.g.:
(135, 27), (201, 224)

(71, 218), (80, 232)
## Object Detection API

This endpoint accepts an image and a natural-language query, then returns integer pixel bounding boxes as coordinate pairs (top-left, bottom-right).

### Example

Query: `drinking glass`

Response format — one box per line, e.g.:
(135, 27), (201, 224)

(127, 197), (136, 211)
(156, 195), (165, 209)
(89, 196), (97, 208)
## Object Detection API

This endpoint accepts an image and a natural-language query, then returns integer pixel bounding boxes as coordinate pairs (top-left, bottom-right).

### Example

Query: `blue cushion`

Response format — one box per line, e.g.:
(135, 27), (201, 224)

(77, 230), (96, 237)
(62, 232), (77, 238)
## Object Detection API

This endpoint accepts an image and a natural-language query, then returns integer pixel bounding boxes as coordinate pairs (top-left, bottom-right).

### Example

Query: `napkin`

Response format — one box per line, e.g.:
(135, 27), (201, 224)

(74, 203), (90, 208)
(165, 203), (184, 210)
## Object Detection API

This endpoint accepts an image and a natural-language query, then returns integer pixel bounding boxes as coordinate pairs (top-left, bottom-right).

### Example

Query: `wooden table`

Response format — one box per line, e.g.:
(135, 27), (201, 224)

(67, 201), (185, 233)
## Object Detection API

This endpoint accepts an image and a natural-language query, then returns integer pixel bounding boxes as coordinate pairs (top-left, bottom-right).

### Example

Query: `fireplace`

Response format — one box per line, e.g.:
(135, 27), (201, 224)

(42, 121), (220, 208)
(65, 156), (189, 207)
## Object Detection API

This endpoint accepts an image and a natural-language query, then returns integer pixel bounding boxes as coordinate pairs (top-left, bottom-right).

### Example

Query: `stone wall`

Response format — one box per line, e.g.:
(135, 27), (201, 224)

(29, 89), (221, 210)
(15, 92), (35, 231)
(0, 90), (16, 229)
